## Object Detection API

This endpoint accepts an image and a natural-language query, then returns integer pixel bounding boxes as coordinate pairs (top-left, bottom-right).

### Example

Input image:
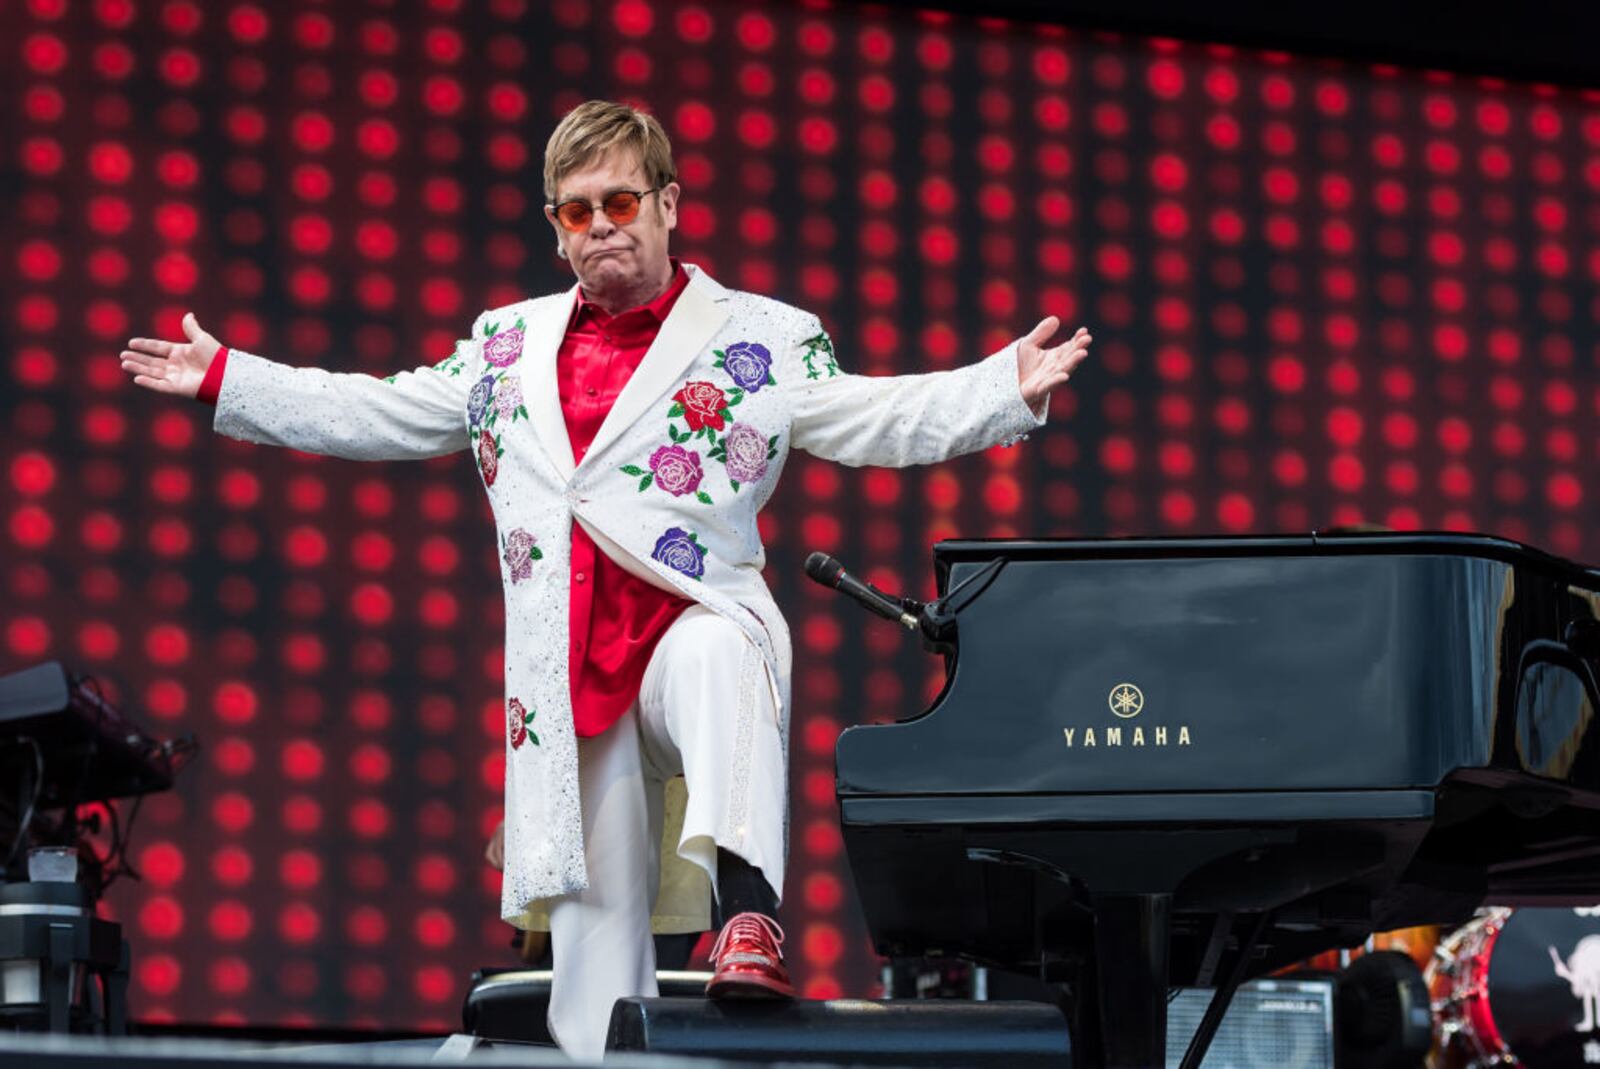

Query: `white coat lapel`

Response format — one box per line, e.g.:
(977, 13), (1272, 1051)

(519, 285), (581, 480)
(578, 267), (732, 470)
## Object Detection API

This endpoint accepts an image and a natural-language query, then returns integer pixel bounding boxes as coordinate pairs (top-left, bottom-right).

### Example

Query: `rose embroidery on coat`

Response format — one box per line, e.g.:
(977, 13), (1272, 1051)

(467, 374), (495, 426)
(649, 445), (702, 495)
(483, 316), (526, 368)
(670, 380), (741, 437)
(501, 528), (542, 582)
(708, 421), (778, 491)
(621, 443), (716, 504)
(508, 697), (538, 749)
(477, 428), (503, 486)
(714, 341), (775, 393)
(492, 373), (525, 424)
(652, 526), (707, 580)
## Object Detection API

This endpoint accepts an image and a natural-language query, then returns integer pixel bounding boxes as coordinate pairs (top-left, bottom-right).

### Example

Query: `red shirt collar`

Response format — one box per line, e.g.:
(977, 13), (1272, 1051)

(572, 258), (689, 328)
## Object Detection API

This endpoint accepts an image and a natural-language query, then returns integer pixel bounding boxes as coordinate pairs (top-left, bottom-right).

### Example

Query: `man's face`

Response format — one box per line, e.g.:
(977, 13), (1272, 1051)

(546, 147), (679, 294)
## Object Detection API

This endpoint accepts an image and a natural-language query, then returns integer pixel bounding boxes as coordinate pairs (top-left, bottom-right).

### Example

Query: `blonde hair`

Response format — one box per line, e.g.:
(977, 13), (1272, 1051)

(544, 100), (677, 202)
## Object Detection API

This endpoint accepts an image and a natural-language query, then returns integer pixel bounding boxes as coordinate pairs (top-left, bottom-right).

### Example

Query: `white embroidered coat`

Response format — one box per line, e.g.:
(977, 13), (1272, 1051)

(212, 264), (1047, 927)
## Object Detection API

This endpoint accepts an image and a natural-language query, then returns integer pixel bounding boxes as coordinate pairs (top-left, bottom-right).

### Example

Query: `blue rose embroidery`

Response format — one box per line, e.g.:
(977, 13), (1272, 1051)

(652, 526), (707, 580)
(467, 374), (495, 426)
(715, 341), (775, 393)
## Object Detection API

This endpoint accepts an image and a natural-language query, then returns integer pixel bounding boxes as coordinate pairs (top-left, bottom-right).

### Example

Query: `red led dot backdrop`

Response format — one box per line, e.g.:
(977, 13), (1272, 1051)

(4, 0), (1599, 1029)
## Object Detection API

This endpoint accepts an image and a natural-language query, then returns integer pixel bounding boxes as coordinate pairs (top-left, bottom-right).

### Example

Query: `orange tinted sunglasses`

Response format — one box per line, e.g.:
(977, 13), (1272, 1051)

(550, 187), (662, 232)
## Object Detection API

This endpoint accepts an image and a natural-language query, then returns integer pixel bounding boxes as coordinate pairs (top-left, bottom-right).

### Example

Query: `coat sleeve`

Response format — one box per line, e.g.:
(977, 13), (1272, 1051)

(211, 312), (488, 461)
(785, 314), (1048, 468)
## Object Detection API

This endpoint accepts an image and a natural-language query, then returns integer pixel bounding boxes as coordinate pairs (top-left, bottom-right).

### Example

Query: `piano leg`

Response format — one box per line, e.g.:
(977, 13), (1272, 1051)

(1092, 893), (1171, 1069)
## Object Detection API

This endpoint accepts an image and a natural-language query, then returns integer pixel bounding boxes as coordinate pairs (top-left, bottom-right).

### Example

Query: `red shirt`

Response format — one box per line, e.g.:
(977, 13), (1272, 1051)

(197, 264), (694, 739)
(558, 265), (693, 737)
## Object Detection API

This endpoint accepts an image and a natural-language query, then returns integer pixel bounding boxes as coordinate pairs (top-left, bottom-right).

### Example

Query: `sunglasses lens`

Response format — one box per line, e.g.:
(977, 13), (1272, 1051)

(556, 202), (592, 231)
(602, 192), (642, 223)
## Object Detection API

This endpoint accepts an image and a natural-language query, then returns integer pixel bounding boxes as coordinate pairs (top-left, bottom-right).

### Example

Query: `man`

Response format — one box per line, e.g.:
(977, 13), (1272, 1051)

(120, 100), (1091, 1059)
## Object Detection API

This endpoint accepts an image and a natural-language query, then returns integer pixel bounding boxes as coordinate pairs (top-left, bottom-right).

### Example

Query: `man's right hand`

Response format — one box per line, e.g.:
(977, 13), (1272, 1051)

(120, 312), (221, 399)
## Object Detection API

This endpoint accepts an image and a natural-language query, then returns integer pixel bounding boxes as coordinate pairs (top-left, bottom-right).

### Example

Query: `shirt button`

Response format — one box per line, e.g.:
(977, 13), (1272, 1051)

(575, 572), (587, 583)
(575, 640), (585, 653)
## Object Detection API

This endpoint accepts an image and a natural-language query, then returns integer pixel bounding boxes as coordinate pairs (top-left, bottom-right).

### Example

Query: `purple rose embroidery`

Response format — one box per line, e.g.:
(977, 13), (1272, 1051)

(721, 422), (770, 485)
(484, 326), (524, 368)
(502, 527), (541, 583)
(493, 374), (523, 422)
(652, 526), (706, 580)
(648, 444), (704, 496)
(468, 374), (495, 425)
(719, 341), (773, 393)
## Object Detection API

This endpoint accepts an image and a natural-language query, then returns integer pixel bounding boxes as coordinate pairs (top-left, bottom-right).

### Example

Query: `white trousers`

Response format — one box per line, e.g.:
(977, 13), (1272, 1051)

(545, 604), (787, 1060)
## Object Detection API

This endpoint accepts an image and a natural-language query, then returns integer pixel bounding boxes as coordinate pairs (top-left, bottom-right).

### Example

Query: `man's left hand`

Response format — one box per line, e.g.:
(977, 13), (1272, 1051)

(1016, 317), (1091, 413)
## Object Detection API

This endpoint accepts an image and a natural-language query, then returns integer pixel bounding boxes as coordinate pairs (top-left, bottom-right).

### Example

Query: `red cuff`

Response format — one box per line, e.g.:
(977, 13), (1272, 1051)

(196, 346), (229, 406)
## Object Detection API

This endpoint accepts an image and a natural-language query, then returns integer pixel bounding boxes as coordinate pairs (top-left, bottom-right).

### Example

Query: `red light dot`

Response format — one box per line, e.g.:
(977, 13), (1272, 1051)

(1217, 494), (1254, 532)
(349, 798), (391, 838)
(213, 737), (254, 776)
(279, 902), (321, 944)
(145, 623), (190, 666)
(347, 906), (388, 945)
(282, 795), (323, 834)
(139, 895), (184, 939)
(282, 739), (325, 781)
(211, 793), (254, 834)
(802, 923), (844, 967)
(415, 854), (457, 894)
(612, 0), (653, 36)
(350, 583), (394, 626)
(1547, 473), (1582, 510)
(140, 842), (185, 887)
(1325, 408), (1363, 447)
(138, 954), (181, 997)
(1329, 455), (1365, 492)
(416, 908), (456, 948)
(211, 847), (253, 887)
(413, 965), (455, 1004)
(210, 957), (252, 997)
(350, 743), (392, 784)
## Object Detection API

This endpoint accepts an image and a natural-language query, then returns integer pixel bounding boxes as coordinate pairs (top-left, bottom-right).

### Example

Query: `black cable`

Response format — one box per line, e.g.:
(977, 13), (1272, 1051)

(2, 735), (46, 872)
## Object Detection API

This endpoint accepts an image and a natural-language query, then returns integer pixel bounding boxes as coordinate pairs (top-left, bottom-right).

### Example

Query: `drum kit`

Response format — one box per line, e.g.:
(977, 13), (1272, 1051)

(1427, 906), (1600, 1068)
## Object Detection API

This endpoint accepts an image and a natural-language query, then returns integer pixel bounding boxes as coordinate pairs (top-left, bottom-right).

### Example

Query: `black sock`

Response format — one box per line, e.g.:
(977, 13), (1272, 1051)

(715, 847), (778, 924)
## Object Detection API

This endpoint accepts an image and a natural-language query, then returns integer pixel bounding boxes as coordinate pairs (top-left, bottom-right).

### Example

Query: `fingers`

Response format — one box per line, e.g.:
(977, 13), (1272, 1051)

(1022, 316), (1061, 348)
(1030, 332), (1092, 392)
(130, 373), (181, 395)
(181, 312), (203, 341)
(120, 350), (166, 373)
(126, 336), (176, 358)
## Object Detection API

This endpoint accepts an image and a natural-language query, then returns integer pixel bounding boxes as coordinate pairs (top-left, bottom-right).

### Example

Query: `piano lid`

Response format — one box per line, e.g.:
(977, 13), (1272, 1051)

(838, 533), (1600, 802)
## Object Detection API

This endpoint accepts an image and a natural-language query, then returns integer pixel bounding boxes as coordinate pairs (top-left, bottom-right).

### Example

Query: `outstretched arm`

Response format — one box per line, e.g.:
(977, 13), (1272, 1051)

(122, 311), (487, 461)
(787, 314), (1090, 468)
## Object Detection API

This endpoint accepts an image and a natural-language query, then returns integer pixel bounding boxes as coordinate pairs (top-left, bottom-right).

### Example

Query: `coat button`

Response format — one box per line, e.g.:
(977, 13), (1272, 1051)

(575, 572), (587, 583)
(585, 386), (598, 397)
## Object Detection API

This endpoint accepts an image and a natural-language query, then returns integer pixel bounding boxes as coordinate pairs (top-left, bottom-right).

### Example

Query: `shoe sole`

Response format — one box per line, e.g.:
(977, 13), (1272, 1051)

(706, 972), (796, 999)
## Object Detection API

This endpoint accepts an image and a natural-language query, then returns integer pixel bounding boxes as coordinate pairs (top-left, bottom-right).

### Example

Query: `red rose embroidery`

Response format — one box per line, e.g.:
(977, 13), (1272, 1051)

(673, 380), (728, 432)
(508, 697), (537, 748)
(508, 699), (526, 749)
(478, 429), (500, 487)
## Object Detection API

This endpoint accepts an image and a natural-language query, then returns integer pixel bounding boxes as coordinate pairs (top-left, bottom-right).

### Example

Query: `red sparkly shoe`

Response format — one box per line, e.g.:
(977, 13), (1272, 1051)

(706, 911), (796, 999)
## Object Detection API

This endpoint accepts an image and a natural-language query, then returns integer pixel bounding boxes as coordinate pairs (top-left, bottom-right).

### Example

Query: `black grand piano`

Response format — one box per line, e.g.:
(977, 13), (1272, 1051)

(837, 533), (1600, 1068)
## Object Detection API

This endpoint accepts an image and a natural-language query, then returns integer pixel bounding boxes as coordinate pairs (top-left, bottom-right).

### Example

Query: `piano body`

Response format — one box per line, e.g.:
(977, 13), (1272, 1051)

(836, 534), (1600, 1068)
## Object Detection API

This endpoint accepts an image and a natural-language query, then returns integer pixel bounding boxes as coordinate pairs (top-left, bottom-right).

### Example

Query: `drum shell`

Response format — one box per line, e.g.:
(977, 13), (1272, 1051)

(1428, 906), (1600, 1068)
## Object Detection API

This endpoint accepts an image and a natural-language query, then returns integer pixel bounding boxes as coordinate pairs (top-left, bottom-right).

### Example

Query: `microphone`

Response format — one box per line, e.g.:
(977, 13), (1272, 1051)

(804, 552), (921, 631)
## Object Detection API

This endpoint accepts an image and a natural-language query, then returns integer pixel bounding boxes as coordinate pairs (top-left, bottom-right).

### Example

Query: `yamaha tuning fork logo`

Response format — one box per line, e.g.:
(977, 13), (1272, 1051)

(1062, 681), (1192, 750)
